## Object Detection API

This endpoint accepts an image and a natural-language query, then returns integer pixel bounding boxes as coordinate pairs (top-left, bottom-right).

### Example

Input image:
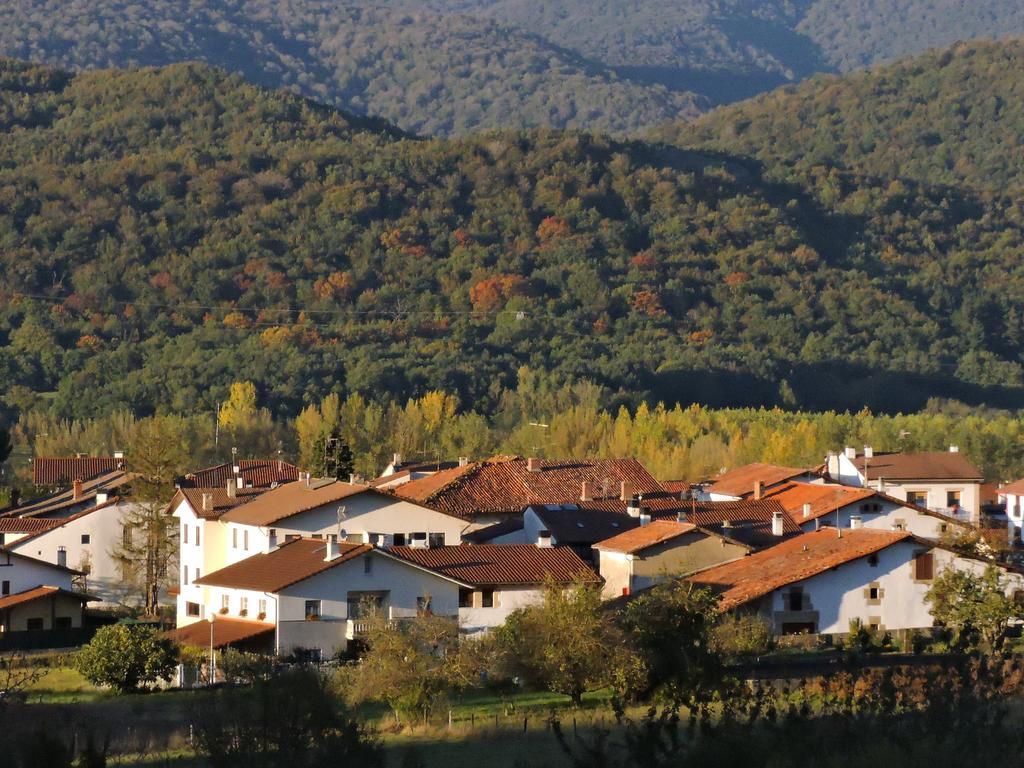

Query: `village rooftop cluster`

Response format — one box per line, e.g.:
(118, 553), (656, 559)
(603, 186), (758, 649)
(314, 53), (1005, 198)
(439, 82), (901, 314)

(2, 446), (1023, 667)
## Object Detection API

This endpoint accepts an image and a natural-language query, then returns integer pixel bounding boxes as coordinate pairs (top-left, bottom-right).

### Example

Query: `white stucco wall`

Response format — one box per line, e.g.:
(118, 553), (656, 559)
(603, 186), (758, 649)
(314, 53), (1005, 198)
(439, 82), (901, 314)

(796, 499), (956, 540)
(0, 550), (75, 595)
(6, 502), (133, 606)
(834, 454), (980, 518)
(459, 586), (544, 634)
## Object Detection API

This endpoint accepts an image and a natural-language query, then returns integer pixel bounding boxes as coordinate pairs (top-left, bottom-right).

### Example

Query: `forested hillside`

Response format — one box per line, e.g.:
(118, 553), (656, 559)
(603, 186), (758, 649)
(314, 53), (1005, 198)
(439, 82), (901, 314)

(2, 54), (1024, 424)
(1, 0), (1022, 136)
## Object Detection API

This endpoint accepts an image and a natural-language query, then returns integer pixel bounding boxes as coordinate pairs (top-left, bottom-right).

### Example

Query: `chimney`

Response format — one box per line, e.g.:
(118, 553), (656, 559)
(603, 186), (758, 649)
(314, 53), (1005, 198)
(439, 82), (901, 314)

(677, 508), (687, 523)
(57, 548), (67, 568)
(113, 450), (124, 459)
(268, 529), (278, 551)
(826, 451), (839, 478)
(527, 457), (542, 473)
(620, 480), (634, 502)
(580, 481), (592, 502)
(324, 537), (338, 561)
(226, 478), (237, 499)
(949, 445), (959, 453)
(753, 480), (764, 500)
(850, 515), (863, 530)
(72, 479), (83, 500)
(305, 472), (312, 488)
(95, 489), (108, 505)
(845, 446), (856, 459)
(626, 498), (642, 518)
(802, 502), (812, 518)
(771, 511), (785, 537)
(349, 473), (357, 485)
(863, 445), (873, 459)
(459, 456), (469, 467)
(410, 532), (428, 549)
(392, 452), (402, 467)
(639, 509), (651, 527)
(876, 478), (885, 492)
(721, 519), (732, 532)
(537, 529), (553, 548)
(201, 493), (212, 513)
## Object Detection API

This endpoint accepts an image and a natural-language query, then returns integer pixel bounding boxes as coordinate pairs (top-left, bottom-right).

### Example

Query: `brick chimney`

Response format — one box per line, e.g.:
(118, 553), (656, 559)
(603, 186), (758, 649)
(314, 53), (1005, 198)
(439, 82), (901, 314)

(72, 479), (83, 500)
(226, 478), (237, 499)
(201, 493), (213, 513)
(772, 511), (785, 537)
(580, 481), (593, 502)
(619, 480), (634, 502)
(526, 457), (542, 473)
(537, 530), (553, 548)
(753, 480), (763, 500)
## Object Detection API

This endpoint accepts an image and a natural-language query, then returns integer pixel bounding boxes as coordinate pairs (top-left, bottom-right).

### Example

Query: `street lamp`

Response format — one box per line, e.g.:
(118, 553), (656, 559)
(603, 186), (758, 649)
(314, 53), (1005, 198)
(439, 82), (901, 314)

(208, 613), (216, 686)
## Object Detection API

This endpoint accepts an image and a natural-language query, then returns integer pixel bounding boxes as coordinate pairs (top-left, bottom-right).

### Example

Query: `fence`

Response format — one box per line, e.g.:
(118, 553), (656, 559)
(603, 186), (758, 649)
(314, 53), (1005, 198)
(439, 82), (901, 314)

(0, 626), (97, 652)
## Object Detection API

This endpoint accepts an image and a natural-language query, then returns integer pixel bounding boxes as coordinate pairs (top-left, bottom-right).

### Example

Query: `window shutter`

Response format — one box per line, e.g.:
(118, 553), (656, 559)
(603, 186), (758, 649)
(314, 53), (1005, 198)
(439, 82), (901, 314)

(915, 552), (934, 581)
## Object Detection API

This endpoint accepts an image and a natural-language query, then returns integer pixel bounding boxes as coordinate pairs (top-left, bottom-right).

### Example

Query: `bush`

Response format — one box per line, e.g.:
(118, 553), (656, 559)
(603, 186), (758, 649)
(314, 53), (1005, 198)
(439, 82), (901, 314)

(74, 624), (177, 693)
(710, 613), (773, 658)
(219, 649), (279, 685)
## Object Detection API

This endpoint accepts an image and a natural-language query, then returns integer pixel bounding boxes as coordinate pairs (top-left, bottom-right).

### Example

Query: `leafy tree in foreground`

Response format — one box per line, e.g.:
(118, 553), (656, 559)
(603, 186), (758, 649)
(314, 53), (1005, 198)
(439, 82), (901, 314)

(75, 624), (177, 693)
(495, 580), (644, 707)
(925, 564), (1016, 652)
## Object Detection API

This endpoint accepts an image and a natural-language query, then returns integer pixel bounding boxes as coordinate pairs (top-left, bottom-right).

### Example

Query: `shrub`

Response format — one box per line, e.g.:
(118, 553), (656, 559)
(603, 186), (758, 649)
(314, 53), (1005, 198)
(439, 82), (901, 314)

(710, 613), (773, 658)
(74, 624), (177, 693)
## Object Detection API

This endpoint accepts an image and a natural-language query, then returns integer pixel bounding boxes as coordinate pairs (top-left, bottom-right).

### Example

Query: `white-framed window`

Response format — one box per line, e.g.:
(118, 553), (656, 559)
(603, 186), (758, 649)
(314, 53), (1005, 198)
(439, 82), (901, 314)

(240, 597), (249, 616)
(221, 594), (230, 612)
(243, 529), (249, 551)
(232, 528), (238, 549)
(258, 599), (267, 619)
(195, 526), (201, 547)
(183, 525), (189, 545)
(305, 600), (321, 619)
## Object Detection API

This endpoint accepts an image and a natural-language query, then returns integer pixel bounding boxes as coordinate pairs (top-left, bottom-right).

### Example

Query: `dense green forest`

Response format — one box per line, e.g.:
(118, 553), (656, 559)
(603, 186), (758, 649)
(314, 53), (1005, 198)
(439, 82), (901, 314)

(0, 0), (1022, 136)
(2, 46), (1024, 424)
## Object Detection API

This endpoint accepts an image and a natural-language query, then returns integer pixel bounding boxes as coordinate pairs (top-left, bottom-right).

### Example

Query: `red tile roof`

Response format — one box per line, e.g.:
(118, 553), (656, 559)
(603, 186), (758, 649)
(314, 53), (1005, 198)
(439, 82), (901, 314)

(177, 460), (300, 489)
(853, 451), (983, 481)
(999, 479), (1024, 496)
(0, 517), (62, 534)
(218, 479), (376, 527)
(388, 544), (600, 586)
(165, 616), (275, 649)
(393, 457), (663, 519)
(32, 457), (125, 486)
(593, 520), (701, 554)
(689, 527), (911, 610)
(9, 471), (129, 518)
(763, 482), (877, 523)
(0, 585), (95, 611)
(707, 463), (812, 498)
(194, 538), (371, 592)
(174, 486), (271, 520)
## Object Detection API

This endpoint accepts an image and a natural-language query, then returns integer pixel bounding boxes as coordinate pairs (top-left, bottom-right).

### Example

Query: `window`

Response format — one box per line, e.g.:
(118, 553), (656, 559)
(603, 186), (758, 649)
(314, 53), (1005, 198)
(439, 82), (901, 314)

(285, 534), (300, 543)
(481, 589), (495, 608)
(232, 528), (238, 548)
(243, 529), (249, 551)
(364, 556), (373, 575)
(221, 594), (230, 613)
(186, 602), (201, 617)
(26, 618), (44, 631)
(305, 600), (321, 620)
(183, 525), (188, 545)
(122, 525), (133, 548)
(787, 588), (803, 612)
(240, 597), (249, 616)
(914, 552), (935, 581)
(940, 523), (949, 534)
(195, 567), (200, 581)
(393, 533), (406, 546)
(429, 533), (445, 548)
(906, 491), (927, 507)
(781, 622), (815, 635)
(459, 588), (473, 608)
(258, 599), (267, 619)
(55, 616), (72, 629)
(417, 595), (432, 614)
(1, 580), (8, 596)
(894, 519), (907, 532)
(80, 534), (91, 545)
(946, 490), (961, 508)
(867, 554), (879, 567)
(183, 565), (189, 586)
(195, 526), (201, 547)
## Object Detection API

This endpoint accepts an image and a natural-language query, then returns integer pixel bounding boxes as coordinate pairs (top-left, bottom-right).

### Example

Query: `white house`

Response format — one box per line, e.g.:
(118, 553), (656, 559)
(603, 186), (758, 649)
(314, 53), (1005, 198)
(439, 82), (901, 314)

(173, 477), (474, 628)
(689, 527), (1024, 636)
(593, 520), (750, 598)
(169, 538), (597, 657)
(827, 446), (983, 522)
(0, 547), (94, 638)
(762, 482), (967, 540)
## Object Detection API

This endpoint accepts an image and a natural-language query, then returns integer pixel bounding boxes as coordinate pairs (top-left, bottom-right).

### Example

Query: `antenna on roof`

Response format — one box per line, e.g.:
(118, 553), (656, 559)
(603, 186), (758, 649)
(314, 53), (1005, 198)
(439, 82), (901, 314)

(528, 421), (550, 458)
(336, 505), (347, 543)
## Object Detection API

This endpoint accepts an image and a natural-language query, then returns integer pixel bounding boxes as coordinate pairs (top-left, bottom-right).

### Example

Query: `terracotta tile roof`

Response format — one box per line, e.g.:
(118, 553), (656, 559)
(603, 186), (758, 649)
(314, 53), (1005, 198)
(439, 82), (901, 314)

(853, 451), (983, 481)
(999, 479), (1024, 496)
(177, 459), (300, 489)
(660, 480), (691, 494)
(388, 544), (600, 586)
(174, 486), (271, 520)
(763, 482), (877, 523)
(688, 527), (911, 610)
(194, 538), (371, 592)
(393, 457), (663, 519)
(0, 517), (62, 534)
(32, 457), (125, 486)
(707, 463), (812, 498)
(593, 520), (701, 554)
(0, 585), (96, 611)
(3, 497), (123, 548)
(530, 505), (640, 546)
(8, 471), (129, 519)
(218, 479), (375, 527)
(462, 518), (525, 544)
(165, 616), (275, 649)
